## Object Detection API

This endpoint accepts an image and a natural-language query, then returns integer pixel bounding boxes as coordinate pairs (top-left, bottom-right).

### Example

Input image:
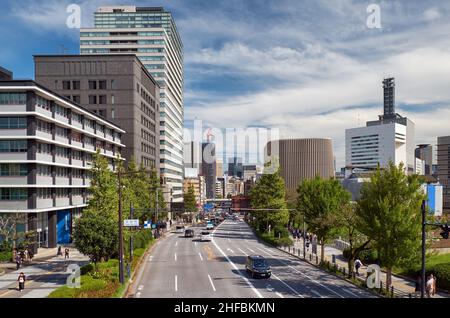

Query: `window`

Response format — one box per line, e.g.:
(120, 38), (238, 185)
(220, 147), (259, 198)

(55, 105), (69, 118)
(111, 95), (115, 104)
(99, 80), (107, 90)
(37, 165), (51, 176)
(72, 95), (81, 104)
(111, 80), (116, 90)
(36, 96), (51, 111)
(55, 126), (68, 138)
(0, 188), (27, 200)
(37, 188), (52, 199)
(0, 117), (27, 129)
(88, 95), (97, 104)
(72, 150), (82, 160)
(62, 81), (71, 90)
(55, 146), (69, 158)
(0, 140), (27, 152)
(72, 81), (80, 90)
(88, 80), (97, 90)
(36, 120), (52, 134)
(37, 143), (52, 154)
(111, 108), (115, 119)
(98, 95), (107, 104)
(0, 164), (27, 176)
(98, 109), (106, 118)
(0, 93), (27, 105)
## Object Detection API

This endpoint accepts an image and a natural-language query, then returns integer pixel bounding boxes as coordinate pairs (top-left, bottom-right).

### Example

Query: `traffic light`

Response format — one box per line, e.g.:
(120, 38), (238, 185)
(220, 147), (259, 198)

(440, 224), (450, 240)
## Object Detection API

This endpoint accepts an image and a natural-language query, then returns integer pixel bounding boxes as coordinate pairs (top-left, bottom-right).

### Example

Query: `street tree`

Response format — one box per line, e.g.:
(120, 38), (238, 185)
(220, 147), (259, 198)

(0, 213), (27, 249)
(335, 203), (371, 277)
(296, 176), (351, 262)
(250, 167), (289, 232)
(184, 185), (198, 212)
(73, 209), (118, 265)
(356, 162), (425, 291)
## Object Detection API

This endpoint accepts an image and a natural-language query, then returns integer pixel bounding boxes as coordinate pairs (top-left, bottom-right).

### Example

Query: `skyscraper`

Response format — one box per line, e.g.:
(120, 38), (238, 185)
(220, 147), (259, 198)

(228, 157), (243, 178)
(415, 144), (433, 175)
(201, 142), (216, 199)
(345, 78), (415, 176)
(80, 6), (184, 202)
(437, 136), (450, 213)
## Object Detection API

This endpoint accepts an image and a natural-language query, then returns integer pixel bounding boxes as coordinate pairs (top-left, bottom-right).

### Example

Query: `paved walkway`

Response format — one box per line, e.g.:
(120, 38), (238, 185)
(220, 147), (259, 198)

(0, 247), (88, 298)
(288, 237), (448, 298)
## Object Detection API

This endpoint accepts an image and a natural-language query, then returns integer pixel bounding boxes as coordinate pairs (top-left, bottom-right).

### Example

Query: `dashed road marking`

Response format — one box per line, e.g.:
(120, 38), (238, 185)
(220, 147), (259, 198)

(198, 252), (203, 261)
(138, 285), (144, 291)
(238, 248), (248, 256)
(175, 275), (178, 292)
(272, 273), (304, 298)
(208, 274), (216, 292)
(276, 292), (284, 298)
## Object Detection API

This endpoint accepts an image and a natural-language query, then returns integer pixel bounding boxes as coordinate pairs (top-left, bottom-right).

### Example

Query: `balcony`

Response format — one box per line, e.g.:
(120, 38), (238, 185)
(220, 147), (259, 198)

(71, 140), (83, 149)
(0, 200), (28, 210)
(55, 197), (70, 207)
(36, 198), (54, 209)
(55, 177), (70, 186)
(35, 130), (52, 140)
(72, 195), (84, 205)
(0, 176), (27, 185)
(55, 135), (69, 144)
(54, 156), (70, 165)
(72, 120), (83, 130)
(0, 129), (27, 137)
(72, 178), (84, 186)
(0, 153), (27, 161)
(71, 159), (83, 168)
(54, 114), (69, 125)
(36, 153), (52, 162)
(35, 106), (52, 117)
(36, 175), (53, 185)
(85, 144), (95, 152)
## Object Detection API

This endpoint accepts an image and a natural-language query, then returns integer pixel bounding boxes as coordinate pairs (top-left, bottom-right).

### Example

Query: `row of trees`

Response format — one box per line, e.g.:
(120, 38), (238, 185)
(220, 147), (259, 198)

(250, 162), (427, 291)
(74, 151), (165, 264)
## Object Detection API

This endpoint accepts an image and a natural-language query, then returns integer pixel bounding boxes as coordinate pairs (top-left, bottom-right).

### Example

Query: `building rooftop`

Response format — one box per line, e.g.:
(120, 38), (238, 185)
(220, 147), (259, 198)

(0, 79), (125, 132)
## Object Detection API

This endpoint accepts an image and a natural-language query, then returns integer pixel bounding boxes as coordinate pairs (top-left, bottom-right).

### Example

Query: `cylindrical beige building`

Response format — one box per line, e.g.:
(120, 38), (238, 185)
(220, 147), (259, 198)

(266, 138), (335, 195)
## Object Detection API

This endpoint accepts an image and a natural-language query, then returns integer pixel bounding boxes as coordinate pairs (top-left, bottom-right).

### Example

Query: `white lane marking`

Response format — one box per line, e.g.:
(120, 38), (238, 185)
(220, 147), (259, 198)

(136, 292), (141, 298)
(148, 255), (154, 262)
(276, 292), (284, 298)
(272, 273), (304, 298)
(311, 289), (323, 298)
(175, 241), (178, 247)
(174, 253), (177, 261)
(228, 238), (231, 242)
(208, 274), (217, 292)
(331, 282), (359, 297)
(266, 284), (274, 292)
(138, 285), (144, 291)
(198, 252), (203, 261)
(238, 248), (248, 256)
(247, 248), (255, 253)
(175, 275), (178, 292)
(255, 247), (337, 298)
(195, 242), (197, 247)
(211, 227), (263, 298)
(227, 248), (235, 254)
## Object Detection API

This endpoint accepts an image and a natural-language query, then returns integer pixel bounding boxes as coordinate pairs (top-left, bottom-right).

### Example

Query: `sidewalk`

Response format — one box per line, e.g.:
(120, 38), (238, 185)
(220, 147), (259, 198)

(0, 247), (88, 298)
(289, 237), (448, 298)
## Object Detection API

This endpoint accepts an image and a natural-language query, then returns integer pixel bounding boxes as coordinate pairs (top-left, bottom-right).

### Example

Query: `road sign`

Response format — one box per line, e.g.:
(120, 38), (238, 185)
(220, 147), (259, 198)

(124, 219), (139, 227)
(144, 220), (152, 229)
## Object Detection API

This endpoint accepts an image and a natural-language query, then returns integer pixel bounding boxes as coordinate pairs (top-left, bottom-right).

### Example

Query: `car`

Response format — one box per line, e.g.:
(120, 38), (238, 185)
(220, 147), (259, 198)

(176, 225), (185, 233)
(200, 231), (212, 241)
(245, 255), (271, 279)
(184, 229), (195, 238)
(206, 222), (214, 230)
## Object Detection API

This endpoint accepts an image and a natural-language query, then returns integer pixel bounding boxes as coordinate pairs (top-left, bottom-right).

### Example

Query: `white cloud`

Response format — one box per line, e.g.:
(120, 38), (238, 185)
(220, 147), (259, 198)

(423, 7), (441, 21)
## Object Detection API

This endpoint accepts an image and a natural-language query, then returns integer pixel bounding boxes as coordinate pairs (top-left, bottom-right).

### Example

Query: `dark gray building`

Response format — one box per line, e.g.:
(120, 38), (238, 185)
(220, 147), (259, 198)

(437, 136), (450, 213)
(34, 55), (160, 170)
(201, 142), (216, 199)
(0, 67), (13, 80)
(415, 144), (433, 175)
(228, 157), (243, 178)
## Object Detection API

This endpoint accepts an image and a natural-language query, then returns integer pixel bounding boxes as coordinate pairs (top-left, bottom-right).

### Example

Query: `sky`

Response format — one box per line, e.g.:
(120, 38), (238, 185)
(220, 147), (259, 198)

(1, 0), (450, 169)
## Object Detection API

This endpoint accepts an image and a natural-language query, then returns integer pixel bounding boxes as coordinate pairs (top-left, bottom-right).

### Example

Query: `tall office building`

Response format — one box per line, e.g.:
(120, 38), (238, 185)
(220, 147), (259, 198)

(415, 144), (433, 175)
(265, 138), (334, 196)
(34, 55), (160, 170)
(183, 141), (201, 171)
(345, 78), (415, 177)
(228, 157), (243, 178)
(437, 136), (450, 214)
(201, 142), (216, 199)
(80, 6), (184, 202)
(0, 80), (124, 248)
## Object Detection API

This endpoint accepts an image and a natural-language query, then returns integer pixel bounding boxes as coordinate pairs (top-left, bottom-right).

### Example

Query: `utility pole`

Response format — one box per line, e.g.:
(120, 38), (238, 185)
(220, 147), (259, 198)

(118, 169), (125, 285)
(130, 202), (134, 264)
(303, 212), (306, 259)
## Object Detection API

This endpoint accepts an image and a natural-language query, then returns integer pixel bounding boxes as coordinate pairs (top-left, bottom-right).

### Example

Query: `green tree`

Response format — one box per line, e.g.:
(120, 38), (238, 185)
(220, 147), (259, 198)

(184, 185), (198, 212)
(85, 150), (118, 219)
(335, 203), (371, 277)
(250, 167), (289, 232)
(356, 162), (425, 290)
(296, 176), (351, 262)
(73, 209), (118, 265)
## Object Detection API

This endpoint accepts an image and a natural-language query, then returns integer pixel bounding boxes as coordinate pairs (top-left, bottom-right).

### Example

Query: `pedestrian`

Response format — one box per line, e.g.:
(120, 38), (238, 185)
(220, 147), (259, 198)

(17, 272), (26, 292)
(57, 246), (62, 257)
(415, 275), (422, 294)
(64, 248), (69, 259)
(15, 254), (21, 270)
(426, 275), (434, 298)
(431, 274), (437, 297)
(28, 249), (34, 264)
(354, 259), (363, 276)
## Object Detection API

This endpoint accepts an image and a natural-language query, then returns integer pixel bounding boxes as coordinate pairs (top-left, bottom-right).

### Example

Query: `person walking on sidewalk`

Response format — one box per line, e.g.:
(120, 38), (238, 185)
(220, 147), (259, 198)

(17, 272), (26, 292)
(426, 274), (434, 298)
(415, 275), (422, 295)
(354, 259), (363, 276)
(57, 246), (63, 257)
(15, 254), (22, 270)
(64, 248), (70, 259)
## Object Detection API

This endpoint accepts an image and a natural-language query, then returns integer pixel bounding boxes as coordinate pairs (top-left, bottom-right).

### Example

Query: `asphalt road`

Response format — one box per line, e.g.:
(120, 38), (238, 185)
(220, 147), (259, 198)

(131, 219), (376, 298)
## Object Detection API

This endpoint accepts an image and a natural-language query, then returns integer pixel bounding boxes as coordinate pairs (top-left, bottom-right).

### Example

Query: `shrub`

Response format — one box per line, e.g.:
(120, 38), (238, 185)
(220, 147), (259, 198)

(342, 248), (378, 264)
(258, 231), (293, 247)
(80, 263), (94, 275)
(0, 240), (12, 253)
(431, 263), (450, 291)
(0, 251), (12, 262)
(273, 225), (290, 239)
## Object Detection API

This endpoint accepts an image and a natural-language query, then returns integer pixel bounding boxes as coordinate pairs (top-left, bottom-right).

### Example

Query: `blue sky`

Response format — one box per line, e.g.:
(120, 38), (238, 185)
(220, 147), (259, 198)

(1, 0), (450, 168)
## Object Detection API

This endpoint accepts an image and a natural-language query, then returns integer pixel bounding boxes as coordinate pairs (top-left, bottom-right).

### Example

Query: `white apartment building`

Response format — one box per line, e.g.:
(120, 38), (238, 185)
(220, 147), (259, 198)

(80, 6), (184, 202)
(0, 80), (125, 248)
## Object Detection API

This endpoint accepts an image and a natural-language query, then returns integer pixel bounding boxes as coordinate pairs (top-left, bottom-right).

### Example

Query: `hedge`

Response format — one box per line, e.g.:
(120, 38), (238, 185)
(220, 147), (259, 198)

(430, 263), (450, 291)
(257, 230), (293, 247)
(0, 252), (12, 262)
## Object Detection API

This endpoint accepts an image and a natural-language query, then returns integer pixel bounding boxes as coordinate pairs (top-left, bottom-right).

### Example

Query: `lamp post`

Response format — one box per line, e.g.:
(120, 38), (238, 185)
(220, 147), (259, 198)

(421, 199), (426, 299)
(117, 169), (125, 285)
